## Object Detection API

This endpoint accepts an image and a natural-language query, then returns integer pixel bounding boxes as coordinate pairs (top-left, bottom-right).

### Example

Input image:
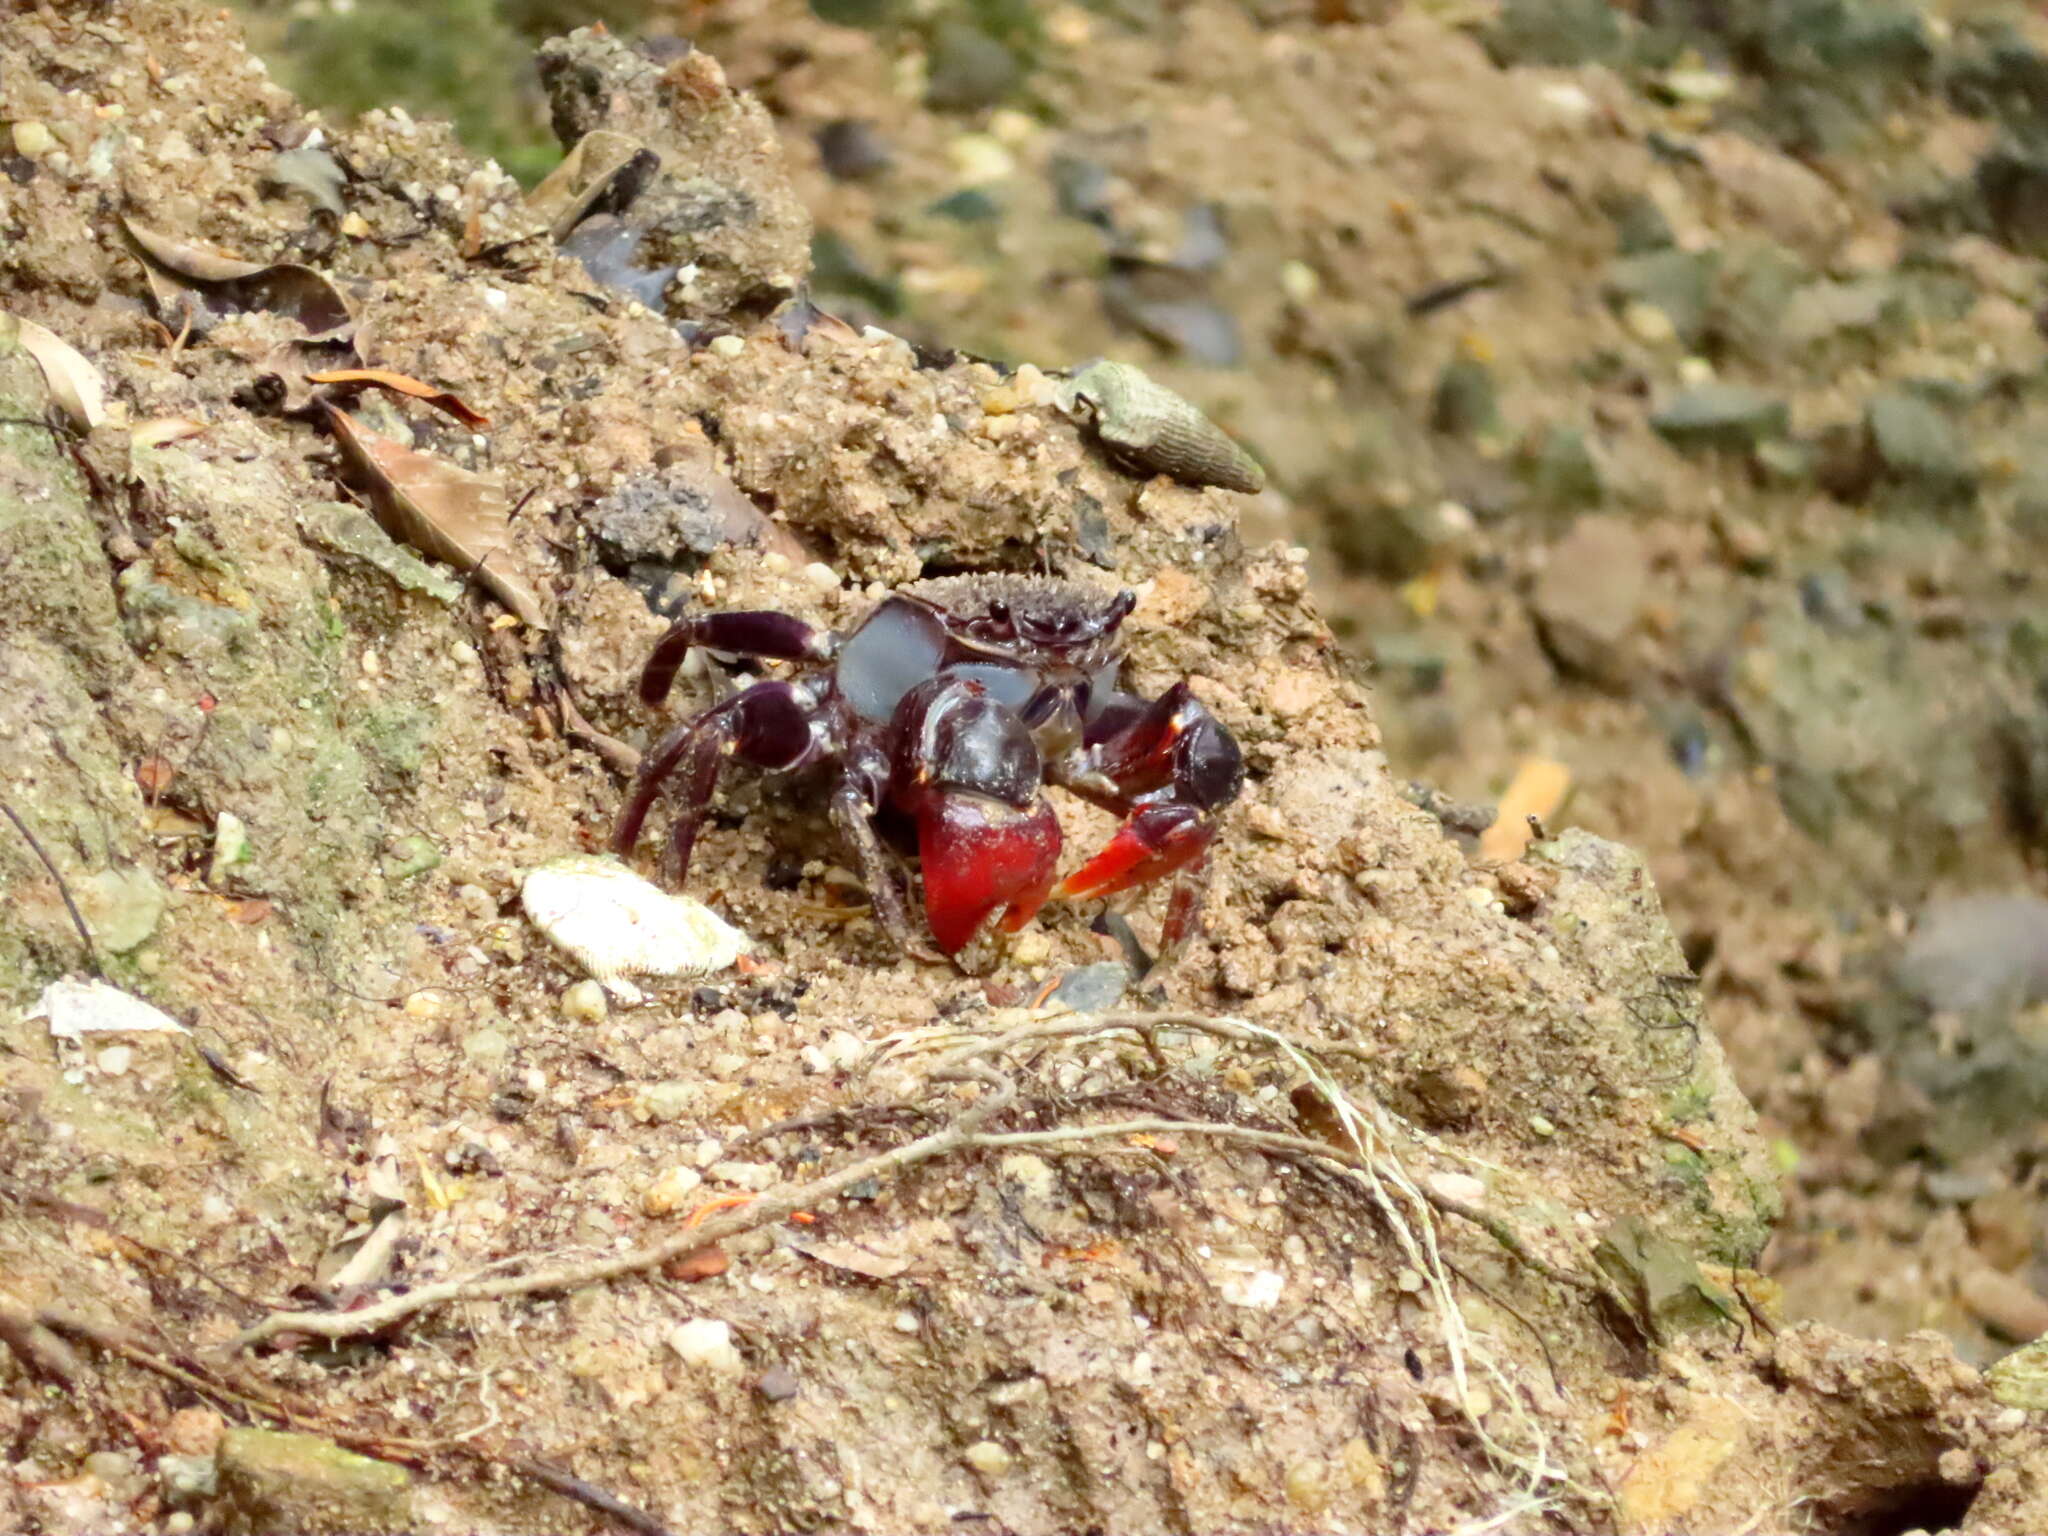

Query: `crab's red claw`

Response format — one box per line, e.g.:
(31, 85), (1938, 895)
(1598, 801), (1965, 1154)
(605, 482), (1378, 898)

(1056, 802), (1214, 901)
(918, 793), (1062, 955)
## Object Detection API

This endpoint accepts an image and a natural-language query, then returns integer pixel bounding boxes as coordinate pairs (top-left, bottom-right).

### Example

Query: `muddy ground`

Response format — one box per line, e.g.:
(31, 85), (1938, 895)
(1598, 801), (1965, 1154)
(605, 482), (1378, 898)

(2, 0), (2047, 1532)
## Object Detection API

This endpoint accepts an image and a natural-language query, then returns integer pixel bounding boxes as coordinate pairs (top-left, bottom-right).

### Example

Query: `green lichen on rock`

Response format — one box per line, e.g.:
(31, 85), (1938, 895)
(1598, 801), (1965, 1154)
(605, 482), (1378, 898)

(213, 1429), (413, 1536)
(1533, 830), (1784, 1266)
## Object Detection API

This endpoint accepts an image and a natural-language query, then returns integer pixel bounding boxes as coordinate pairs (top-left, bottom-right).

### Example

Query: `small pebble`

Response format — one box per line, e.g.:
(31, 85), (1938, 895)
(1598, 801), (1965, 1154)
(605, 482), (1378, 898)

(560, 980), (609, 1024)
(1529, 1114), (1558, 1137)
(893, 1309), (921, 1334)
(802, 561), (842, 591)
(709, 334), (746, 359)
(668, 1317), (743, 1375)
(643, 1164), (704, 1217)
(11, 120), (54, 158)
(756, 1367), (801, 1401)
(96, 1044), (133, 1076)
(963, 1440), (1013, 1476)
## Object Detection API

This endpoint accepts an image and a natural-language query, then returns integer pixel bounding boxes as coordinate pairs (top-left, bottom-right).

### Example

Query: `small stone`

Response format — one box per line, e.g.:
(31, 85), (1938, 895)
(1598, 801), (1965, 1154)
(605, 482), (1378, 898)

(208, 812), (251, 887)
(1529, 1114), (1558, 1137)
(893, 1309), (921, 1334)
(756, 1367), (801, 1401)
(1650, 386), (1789, 452)
(560, 980), (609, 1023)
(643, 1164), (704, 1217)
(709, 1160), (779, 1191)
(165, 1407), (225, 1456)
(641, 1081), (696, 1123)
(214, 1429), (412, 1534)
(1426, 1171), (1487, 1206)
(1284, 1457), (1331, 1514)
(1406, 1065), (1489, 1129)
(1989, 1338), (2048, 1410)
(962, 1440), (1014, 1477)
(709, 334), (746, 359)
(1866, 389), (1973, 497)
(158, 1453), (217, 1506)
(461, 1028), (510, 1070)
(11, 120), (55, 158)
(668, 1317), (744, 1375)
(802, 561), (841, 591)
(96, 1044), (133, 1076)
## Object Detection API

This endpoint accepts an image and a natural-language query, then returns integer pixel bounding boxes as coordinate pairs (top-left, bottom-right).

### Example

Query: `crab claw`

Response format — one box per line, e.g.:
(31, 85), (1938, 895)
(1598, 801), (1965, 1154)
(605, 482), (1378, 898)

(1056, 802), (1215, 901)
(918, 792), (1062, 955)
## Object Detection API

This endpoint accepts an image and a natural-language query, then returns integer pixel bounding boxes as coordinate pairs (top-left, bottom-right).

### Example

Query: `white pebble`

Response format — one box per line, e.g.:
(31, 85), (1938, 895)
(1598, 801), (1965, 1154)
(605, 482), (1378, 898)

(560, 980), (609, 1023)
(643, 1164), (704, 1217)
(963, 1441), (1014, 1476)
(667, 1317), (743, 1375)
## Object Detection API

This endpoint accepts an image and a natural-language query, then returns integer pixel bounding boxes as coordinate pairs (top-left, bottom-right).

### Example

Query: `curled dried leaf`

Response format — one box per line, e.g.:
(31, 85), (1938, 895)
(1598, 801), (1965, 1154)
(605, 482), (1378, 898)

(2, 311), (108, 428)
(307, 368), (490, 427)
(124, 218), (353, 337)
(131, 417), (208, 450)
(325, 406), (548, 629)
(527, 130), (661, 243)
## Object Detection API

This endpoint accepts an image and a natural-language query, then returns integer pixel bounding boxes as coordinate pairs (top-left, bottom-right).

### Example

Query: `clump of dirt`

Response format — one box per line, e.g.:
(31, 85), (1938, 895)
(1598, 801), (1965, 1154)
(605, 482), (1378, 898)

(0, 4), (2042, 1533)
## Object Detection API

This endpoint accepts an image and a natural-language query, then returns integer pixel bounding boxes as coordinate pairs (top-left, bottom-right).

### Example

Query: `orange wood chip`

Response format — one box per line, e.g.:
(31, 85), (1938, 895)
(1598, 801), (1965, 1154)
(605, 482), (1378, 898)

(1478, 756), (1571, 864)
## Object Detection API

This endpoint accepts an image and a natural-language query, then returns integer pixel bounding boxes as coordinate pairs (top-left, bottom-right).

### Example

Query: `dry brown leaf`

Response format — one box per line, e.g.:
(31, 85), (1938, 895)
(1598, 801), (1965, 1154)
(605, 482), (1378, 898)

(526, 130), (660, 242)
(786, 1236), (913, 1280)
(131, 417), (207, 450)
(307, 368), (491, 427)
(124, 218), (352, 337)
(325, 406), (548, 629)
(2, 311), (108, 428)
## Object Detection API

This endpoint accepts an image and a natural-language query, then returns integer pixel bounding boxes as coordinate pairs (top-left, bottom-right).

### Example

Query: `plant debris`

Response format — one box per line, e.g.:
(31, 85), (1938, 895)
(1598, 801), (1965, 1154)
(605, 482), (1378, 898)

(324, 405), (548, 627)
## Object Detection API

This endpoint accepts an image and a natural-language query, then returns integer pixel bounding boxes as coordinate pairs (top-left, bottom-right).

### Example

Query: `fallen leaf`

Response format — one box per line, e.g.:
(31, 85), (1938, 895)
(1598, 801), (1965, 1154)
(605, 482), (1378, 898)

(526, 130), (661, 242)
(225, 898), (274, 926)
(662, 1246), (731, 1282)
(125, 218), (352, 337)
(1478, 756), (1572, 863)
(325, 405), (548, 629)
(307, 368), (490, 427)
(2, 311), (108, 428)
(265, 146), (347, 218)
(131, 417), (207, 450)
(786, 1236), (913, 1280)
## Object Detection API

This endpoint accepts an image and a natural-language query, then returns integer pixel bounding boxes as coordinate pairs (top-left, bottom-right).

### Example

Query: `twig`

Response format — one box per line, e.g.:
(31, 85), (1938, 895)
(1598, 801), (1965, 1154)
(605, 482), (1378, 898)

(516, 1459), (678, 1536)
(230, 1057), (1018, 1350)
(42, 1305), (675, 1534)
(1, 799), (102, 977)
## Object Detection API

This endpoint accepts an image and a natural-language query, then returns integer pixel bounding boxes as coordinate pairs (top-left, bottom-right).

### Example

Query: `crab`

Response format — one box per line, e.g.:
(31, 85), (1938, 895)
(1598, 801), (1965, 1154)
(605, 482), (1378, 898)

(611, 575), (1244, 962)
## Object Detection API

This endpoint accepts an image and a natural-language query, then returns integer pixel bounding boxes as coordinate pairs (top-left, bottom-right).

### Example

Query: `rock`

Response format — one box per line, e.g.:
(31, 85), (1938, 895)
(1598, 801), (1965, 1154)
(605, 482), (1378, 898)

(1989, 1337), (2048, 1410)
(1485, 0), (1624, 66)
(207, 811), (250, 888)
(925, 22), (1024, 112)
(1897, 895), (2048, 1014)
(588, 459), (781, 569)
(79, 867), (165, 953)
(1959, 1264), (2048, 1342)
(212, 1429), (412, 1535)
(643, 1164), (704, 1216)
(756, 1367), (801, 1401)
(535, 30), (811, 321)
(1865, 389), (1974, 502)
(962, 1440), (1014, 1476)
(1523, 425), (1605, 514)
(668, 1316), (744, 1375)
(1430, 354), (1500, 438)
(1650, 386), (1789, 452)
(560, 979), (608, 1023)
(814, 118), (892, 180)
(1529, 516), (1649, 691)
(1608, 248), (1717, 350)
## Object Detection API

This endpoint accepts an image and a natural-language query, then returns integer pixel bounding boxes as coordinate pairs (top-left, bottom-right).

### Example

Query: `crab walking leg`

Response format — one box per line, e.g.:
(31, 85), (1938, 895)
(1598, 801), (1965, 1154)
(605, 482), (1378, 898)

(611, 680), (816, 884)
(828, 755), (922, 955)
(1053, 682), (1244, 951)
(638, 610), (832, 707)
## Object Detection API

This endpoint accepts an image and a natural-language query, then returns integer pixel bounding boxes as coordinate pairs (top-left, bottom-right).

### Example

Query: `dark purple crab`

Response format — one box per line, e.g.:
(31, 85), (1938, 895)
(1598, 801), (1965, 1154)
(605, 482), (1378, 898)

(611, 575), (1244, 960)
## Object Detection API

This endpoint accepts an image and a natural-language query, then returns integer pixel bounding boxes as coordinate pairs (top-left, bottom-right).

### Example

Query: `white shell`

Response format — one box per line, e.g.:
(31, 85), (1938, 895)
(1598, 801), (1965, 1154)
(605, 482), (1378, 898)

(28, 979), (189, 1041)
(521, 855), (751, 1005)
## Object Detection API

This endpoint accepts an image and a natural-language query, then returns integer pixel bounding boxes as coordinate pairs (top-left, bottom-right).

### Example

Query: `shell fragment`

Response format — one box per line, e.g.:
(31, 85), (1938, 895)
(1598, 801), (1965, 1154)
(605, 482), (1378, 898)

(28, 979), (189, 1041)
(521, 855), (751, 1005)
